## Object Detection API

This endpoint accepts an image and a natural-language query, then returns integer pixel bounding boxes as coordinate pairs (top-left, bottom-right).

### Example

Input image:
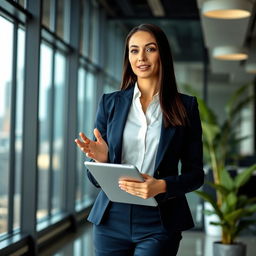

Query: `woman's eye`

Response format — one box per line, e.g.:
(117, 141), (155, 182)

(130, 49), (138, 54)
(147, 47), (156, 52)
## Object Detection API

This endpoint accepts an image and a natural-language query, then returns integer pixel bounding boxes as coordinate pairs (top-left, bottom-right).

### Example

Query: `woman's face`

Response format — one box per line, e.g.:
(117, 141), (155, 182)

(128, 31), (160, 81)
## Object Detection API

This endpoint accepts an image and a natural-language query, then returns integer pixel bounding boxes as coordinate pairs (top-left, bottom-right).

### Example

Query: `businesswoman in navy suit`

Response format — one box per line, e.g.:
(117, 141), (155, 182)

(75, 24), (204, 256)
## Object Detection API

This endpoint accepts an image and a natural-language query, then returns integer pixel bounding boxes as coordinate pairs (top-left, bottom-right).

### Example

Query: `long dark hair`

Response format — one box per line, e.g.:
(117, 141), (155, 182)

(120, 24), (188, 127)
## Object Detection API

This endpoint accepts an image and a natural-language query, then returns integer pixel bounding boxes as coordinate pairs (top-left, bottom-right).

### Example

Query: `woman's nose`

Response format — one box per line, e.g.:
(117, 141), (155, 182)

(138, 50), (146, 62)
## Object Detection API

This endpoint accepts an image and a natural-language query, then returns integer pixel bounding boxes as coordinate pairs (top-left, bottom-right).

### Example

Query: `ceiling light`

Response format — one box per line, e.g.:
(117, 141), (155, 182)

(202, 0), (252, 19)
(147, 0), (165, 17)
(213, 46), (248, 61)
(245, 63), (256, 74)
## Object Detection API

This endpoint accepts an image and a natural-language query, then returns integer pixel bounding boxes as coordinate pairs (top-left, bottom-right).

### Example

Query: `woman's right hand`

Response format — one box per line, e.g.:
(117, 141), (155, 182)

(75, 128), (108, 163)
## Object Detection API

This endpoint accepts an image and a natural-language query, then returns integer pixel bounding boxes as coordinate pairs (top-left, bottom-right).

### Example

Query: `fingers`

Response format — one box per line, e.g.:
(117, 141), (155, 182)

(119, 180), (145, 189)
(86, 151), (95, 159)
(141, 173), (151, 180)
(74, 133), (91, 154)
(119, 180), (148, 198)
(79, 132), (90, 143)
(122, 188), (147, 199)
(94, 128), (103, 142)
(75, 139), (89, 153)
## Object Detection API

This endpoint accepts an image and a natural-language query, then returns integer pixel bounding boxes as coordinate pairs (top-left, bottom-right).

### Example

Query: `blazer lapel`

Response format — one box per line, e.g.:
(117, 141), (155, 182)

(111, 86), (134, 163)
(110, 85), (176, 169)
(154, 121), (176, 171)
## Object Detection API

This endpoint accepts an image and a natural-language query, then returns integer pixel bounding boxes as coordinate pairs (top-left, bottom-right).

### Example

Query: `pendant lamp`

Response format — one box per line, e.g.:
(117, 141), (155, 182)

(213, 46), (248, 60)
(202, 0), (252, 19)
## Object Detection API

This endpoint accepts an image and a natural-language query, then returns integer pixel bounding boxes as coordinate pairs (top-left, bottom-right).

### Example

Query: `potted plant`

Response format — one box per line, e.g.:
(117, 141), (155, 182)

(195, 83), (253, 236)
(183, 83), (256, 255)
(195, 165), (256, 256)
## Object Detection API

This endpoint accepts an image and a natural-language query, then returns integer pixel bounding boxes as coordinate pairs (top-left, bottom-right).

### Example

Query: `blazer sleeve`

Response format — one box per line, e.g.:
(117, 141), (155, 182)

(86, 94), (108, 188)
(160, 96), (204, 199)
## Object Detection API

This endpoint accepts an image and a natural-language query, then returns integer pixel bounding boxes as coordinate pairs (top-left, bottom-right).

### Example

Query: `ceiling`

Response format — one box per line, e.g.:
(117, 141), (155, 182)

(99, 0), (256, 83)
(197, 0), (256, 83)
(100, 0), (204, 62)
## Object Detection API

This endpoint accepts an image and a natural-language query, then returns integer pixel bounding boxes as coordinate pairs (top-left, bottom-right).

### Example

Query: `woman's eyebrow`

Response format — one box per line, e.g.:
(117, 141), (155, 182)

(129, 42), (157, 48)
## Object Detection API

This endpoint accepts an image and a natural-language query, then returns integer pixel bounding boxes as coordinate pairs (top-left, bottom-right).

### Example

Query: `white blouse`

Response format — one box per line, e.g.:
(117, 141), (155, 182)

(121, 83), (162, 176)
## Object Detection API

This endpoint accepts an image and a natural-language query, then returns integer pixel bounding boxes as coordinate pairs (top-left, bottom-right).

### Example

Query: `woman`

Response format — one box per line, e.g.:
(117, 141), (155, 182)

(75, 24), (204, 256)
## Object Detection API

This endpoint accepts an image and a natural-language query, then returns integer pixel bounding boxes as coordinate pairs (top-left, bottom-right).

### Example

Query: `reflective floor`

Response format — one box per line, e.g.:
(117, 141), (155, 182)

(39, 223), (256, 256)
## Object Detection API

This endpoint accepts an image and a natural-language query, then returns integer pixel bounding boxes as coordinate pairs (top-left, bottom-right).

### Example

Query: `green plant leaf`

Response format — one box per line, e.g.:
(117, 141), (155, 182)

(182, 84), (218, 125)
(224, 209), (244, 222)
(232, 135), (251, 144)
(235, 164), (256, 188)
(225, 83), (253, 117)
(226, 193), (237, 209)
(202, 122), (220, 143)
(208, 182), (229, 195)
(197, 98), (218, 124)
(209, 221), (223, 226)
(204, 209), (216, 216)
(220, 200), (229, 215)
(220, 169), (234, 190)
(194, 190), (222, 217)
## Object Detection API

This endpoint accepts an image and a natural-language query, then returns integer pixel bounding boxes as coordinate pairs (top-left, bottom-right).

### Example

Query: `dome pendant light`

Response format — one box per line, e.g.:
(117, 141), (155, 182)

(213, 46), (248, 61)
(202, 0), (252, 19)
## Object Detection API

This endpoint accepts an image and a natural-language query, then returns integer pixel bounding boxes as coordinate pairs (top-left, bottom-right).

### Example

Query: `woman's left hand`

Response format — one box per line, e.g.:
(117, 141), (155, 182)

(118, 173), (166, 199)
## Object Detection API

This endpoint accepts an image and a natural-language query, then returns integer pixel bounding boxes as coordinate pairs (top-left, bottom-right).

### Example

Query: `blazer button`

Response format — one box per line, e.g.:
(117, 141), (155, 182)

(157, 171), (160, 176)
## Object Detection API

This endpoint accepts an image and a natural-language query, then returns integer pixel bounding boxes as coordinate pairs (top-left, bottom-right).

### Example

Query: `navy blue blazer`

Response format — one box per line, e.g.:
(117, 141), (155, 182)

(87, 84), (204, 231)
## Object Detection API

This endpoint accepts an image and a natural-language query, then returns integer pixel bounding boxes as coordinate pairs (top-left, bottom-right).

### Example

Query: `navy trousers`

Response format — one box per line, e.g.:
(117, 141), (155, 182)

(93, 202), (182, 256)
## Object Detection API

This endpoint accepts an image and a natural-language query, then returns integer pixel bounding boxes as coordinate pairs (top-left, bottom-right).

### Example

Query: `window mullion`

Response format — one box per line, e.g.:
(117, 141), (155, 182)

(47, 50), (56, 217)
(21, 0), (41, 253)
(8, 21), (18, 234)
(81, 71), (87, 201)
(63, 0), (80, 217)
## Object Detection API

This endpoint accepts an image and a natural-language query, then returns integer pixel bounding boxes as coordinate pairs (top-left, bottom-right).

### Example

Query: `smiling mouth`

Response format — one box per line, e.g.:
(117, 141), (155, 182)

(137, 65), (150, 71)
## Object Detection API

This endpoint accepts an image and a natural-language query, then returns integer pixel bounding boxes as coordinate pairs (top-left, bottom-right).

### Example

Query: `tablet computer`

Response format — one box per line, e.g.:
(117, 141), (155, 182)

(84, 161), (158, 207)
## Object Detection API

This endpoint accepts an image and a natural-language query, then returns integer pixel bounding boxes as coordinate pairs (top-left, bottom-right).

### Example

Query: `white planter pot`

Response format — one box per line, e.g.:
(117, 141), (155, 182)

(213, 242), (246, 256)
(204, 202), (222, 236)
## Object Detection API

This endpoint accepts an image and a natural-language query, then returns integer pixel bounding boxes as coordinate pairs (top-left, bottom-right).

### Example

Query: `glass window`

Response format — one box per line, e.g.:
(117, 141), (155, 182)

(80, 0), (91, 57)
(52, 52), (66, 215)
(14, 27), (25, 230)
(90, 4), (99, 63)
(37, 43), (53, 221)
(83, 72), (96, 138)
(0, 16), (13, 235)
(56, 0), (65, 39)
(76, 69), (97, 209)
(114, 26), (124, 81)
(104, 22), (124, 82)
(38, 45), (67, 220)
(106, 21), (117, 78)
(42, 0), (51, 29)
(79, 0), (85, 54)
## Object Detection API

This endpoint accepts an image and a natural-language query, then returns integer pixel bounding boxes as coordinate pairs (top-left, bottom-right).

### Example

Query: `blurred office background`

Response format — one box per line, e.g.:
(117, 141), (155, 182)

(0, 0), (255, 255)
